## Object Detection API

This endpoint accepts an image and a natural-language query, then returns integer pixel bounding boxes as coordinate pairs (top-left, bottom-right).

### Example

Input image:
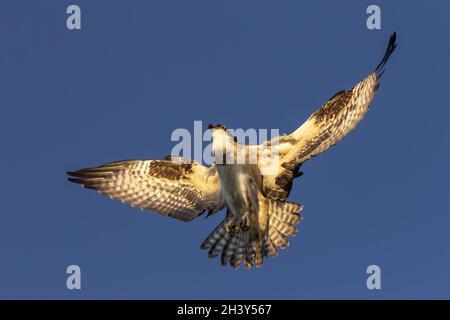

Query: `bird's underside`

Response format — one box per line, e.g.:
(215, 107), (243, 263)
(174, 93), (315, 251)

(67, 33), (397, 269)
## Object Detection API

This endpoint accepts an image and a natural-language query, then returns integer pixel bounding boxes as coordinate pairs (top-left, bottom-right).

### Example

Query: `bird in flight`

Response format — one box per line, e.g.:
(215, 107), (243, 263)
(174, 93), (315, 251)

(68, 33), (397, 269)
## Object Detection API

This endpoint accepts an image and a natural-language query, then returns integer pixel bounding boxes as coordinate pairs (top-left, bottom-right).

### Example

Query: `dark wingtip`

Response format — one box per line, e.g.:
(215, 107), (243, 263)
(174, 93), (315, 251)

(66, 171), (79, 181)
(66, 170), (85, 178)
(67, 177), (83, 184)
(67, 171), (89, 185)
(375, 32), (397, 76)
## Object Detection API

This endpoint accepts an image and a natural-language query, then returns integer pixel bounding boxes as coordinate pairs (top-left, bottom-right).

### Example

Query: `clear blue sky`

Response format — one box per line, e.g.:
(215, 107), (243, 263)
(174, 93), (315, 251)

(1, 1), (449, 299)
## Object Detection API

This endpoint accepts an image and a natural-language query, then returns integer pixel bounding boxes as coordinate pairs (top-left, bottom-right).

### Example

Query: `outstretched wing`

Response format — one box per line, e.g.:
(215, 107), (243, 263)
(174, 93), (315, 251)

(258, 32), (397, 200)
(67, 158), (225, 221)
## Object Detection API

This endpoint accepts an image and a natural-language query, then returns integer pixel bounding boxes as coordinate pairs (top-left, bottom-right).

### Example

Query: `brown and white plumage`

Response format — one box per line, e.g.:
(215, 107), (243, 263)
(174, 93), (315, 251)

(67, 33), (397, 269)
(257, 32), (397, 201)
(68, 158), (224, 221)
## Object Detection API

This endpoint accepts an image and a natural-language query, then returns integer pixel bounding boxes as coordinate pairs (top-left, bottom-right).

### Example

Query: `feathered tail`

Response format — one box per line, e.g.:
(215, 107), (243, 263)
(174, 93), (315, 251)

(200, 199), (303, 269)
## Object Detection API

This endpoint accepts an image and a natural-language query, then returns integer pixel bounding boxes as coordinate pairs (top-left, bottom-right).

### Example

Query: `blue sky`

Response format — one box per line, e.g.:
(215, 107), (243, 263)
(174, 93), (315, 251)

(0, 1), (449, 299)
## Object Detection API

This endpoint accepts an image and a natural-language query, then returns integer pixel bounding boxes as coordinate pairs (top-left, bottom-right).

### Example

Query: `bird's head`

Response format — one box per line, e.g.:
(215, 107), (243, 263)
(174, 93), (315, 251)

(208, 123), (237, 142)
(208, 124), (236, 164)
(208, 123), (226, 131)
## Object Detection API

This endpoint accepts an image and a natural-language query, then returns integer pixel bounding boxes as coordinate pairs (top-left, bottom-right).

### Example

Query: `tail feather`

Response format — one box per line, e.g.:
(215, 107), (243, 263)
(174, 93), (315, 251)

(200, 216), (230, 250)
(268, 225), (289, 248)
(262, 237), (269, 257)
(269, 214), (297, 237)
(268, 201), (303, 224)
(221, 233), (239, 265)
(250, 232), (264, 267)
(263, 235), (278, 257)
(267, 199), (303, 250)
(243, 256), (252, 269)
(200, 199), (303, 268)
(242, 231), (252, 269)
(208, 234), (228, 258)
(230, 231), (246, 268)
(275, 211), (302, 225)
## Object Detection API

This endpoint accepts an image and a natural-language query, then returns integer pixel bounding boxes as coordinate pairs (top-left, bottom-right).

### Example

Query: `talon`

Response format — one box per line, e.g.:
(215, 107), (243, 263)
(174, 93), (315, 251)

(239, 214), (251, 233)
(226, 223), (238, 238)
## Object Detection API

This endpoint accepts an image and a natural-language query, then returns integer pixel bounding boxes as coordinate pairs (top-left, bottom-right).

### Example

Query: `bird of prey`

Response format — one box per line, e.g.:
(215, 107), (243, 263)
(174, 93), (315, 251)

(67, 33), (397, 269)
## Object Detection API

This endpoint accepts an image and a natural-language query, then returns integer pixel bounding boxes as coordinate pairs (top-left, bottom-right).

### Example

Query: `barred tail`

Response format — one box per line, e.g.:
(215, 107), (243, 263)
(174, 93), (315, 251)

(200, 200), (303, 269)
(200, 213), (255, 268)
(264, 200), (303, 257)
(200, 215), (232, 258)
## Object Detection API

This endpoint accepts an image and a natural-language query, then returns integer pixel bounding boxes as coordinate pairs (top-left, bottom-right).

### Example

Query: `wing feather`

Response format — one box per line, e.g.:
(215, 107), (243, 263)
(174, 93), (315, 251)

(258, 32), (397, 200)
(67, 159), (224, 221)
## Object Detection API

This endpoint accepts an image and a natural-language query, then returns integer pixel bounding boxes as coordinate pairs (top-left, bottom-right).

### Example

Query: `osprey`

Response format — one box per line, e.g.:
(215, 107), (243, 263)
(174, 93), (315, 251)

(67, 33), (397, 269)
